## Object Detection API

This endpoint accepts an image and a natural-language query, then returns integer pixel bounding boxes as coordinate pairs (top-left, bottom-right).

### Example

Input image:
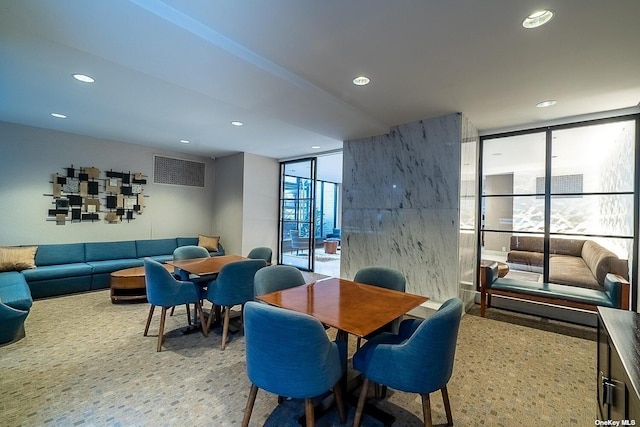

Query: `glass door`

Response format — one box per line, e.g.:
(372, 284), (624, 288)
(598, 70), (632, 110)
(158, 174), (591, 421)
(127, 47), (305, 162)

(278, 158), (317, 271)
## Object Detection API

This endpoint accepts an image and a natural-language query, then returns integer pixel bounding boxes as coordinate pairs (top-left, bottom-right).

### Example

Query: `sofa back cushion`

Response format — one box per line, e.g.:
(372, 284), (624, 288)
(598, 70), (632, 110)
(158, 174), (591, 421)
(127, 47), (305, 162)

(35, 243), (86, 266)
(581, 241), (620, 286)
(85, 241), (137, 262)
(177, 237), (198, 247)
(510, 236), (543, 253)
(135, 239), (178, 258)
(549, 238), (585, 257)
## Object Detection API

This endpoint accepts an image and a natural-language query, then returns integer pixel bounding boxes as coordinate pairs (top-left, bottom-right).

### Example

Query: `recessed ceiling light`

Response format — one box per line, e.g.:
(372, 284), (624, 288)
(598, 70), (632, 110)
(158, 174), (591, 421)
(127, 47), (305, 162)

(180, 139), (190, 144)
(536, 100), (557, 108)
(492, 152), (503, 156)
(522, 9), (554, 29)
(72, 73), (95, 83)
(51, 113), (67, 119)
(311, 145), (321, 149)
(352, 76), (371, 86)
(231, 121), (244, 126)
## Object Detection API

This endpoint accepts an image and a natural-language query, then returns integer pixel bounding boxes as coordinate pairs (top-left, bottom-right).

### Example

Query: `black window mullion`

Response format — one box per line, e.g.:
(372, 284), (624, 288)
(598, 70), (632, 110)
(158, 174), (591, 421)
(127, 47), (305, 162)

(543, 128), (552, 283)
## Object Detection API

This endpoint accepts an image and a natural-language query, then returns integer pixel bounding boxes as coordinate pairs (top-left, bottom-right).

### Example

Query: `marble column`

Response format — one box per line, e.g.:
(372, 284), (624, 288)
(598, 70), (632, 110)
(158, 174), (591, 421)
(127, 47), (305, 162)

(341, 113), (478, 309)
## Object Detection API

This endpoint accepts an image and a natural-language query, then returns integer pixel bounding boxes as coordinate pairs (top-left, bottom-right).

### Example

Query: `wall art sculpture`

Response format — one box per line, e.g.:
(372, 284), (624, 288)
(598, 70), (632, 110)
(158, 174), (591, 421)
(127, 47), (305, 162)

(47, 165), (147, 225)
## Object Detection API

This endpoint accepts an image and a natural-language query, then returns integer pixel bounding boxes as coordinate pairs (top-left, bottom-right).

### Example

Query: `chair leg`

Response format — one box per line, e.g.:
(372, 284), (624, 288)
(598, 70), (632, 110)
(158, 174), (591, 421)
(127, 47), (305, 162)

(186, 304), (192, 326)
(241, 384), (258, 427)
(157, 307), (167, 352)
(441, 385), (453, 426)
(421, 393), (433, 427)
(353, 377), (370, 427)
(195, 301), (208, 337)
(221, 306), (230, 350)
(356, 336), (362, 349)
(332, 384), (345, 423)
(144, 304), (155, 336)
(304, 398), (314, 427)
(169, 306), (175, 316)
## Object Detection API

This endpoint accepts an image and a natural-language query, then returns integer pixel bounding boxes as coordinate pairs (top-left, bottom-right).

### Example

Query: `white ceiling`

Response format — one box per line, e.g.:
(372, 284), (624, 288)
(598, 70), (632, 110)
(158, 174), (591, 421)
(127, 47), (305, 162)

(1, 1), (639, 163)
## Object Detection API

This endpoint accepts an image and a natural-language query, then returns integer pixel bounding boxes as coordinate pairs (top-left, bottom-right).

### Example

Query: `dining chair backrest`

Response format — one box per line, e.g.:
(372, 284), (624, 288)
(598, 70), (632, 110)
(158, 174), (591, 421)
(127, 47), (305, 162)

(144, 258), (198, 307)
(204, 259), (266, 306)
(254, 265), (305, 297)
(243, 301), (345, 398)
(354, 266), (406, 292)
(247, 247), (273, 264)
(173, 245), (210, 260)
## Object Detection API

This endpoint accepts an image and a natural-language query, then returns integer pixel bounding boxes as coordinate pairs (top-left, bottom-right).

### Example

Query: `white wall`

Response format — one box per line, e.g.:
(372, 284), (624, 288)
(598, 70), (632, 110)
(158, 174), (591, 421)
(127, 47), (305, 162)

(241, 153), (279, 256)
(211, 153), (244, 255)
(0, 121), (215, 245)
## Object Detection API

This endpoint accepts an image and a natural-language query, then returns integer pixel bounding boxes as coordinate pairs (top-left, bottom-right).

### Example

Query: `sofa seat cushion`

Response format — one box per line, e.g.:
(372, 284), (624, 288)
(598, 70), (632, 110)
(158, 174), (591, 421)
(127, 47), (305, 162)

(135, 239), (178, 258)
(85, 241), (137, 262)
(0, 272), (32, 311)
(549, 256), (600, 290)
(35, 243), (85, 266)
(142, 255), (174, 263)
(490, 278), (614, 307)
(22, 263), (93, 282)
(86, 259), (142, 274)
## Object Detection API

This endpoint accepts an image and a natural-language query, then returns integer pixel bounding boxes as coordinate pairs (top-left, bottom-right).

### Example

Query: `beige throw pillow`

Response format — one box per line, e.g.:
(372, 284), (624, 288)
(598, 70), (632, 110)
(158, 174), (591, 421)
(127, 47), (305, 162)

(198, 235), (220, 252)
(0, 246), (38, 272)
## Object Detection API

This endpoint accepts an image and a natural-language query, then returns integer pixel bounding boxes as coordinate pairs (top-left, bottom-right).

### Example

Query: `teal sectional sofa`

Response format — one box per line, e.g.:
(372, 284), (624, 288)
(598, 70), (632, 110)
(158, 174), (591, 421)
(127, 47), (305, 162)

(0, 237), (224, 344)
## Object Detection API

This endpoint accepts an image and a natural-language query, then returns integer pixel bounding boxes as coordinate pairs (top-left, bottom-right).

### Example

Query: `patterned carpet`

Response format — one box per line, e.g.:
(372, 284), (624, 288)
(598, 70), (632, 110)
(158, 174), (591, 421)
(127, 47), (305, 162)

(0, 288), (597, 426)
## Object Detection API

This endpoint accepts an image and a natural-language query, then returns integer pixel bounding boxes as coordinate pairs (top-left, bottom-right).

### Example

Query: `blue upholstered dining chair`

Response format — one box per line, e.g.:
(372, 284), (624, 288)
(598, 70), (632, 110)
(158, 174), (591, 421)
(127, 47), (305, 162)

(143, 258), (207, 352)
(169, 245), (211, 319)
(254, 265), (305, 297)
(241, 301), (346, 427)
(247, 246), (273, 265)
(353, 266), (406, 348)
(202, 259), (266, 350)
(352, 297), (463, 427)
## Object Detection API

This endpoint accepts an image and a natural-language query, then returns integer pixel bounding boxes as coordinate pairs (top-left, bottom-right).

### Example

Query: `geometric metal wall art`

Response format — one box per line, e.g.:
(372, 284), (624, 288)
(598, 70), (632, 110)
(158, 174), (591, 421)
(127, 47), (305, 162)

(47, 165), (147, 225)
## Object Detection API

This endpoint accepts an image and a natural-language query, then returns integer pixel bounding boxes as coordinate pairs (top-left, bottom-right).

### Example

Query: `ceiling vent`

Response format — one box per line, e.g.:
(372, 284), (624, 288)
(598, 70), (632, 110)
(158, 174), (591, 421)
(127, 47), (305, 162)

(153, 155), (205, 187)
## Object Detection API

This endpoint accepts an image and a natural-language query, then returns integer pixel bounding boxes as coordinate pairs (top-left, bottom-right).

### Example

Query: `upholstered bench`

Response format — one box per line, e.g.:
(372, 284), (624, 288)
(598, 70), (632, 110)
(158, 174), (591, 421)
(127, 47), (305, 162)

(0, 271), (33, 344)
(480, 261), (629, 316)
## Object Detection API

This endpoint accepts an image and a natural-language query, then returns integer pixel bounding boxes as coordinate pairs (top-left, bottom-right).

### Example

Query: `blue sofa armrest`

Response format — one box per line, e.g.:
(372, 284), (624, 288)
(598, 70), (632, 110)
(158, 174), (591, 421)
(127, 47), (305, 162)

(604, 273), (629, 309)
(0, 303), (29, 344)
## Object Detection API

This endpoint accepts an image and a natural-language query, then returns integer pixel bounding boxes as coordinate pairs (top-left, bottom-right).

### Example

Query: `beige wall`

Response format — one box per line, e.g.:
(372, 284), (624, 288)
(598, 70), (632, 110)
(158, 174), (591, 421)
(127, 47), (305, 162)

(211, 153), (244, 255)
(0, 121), (216, 246)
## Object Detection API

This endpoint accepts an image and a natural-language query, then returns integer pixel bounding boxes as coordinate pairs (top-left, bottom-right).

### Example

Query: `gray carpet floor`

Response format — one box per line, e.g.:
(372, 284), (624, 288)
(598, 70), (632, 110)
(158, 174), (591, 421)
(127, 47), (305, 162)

(0, 288), (597, 426)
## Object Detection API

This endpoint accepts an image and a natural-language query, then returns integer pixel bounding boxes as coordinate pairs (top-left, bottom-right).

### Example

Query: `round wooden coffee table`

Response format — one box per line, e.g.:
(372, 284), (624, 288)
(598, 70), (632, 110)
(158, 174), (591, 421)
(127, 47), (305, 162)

(110, 264), (173, 303)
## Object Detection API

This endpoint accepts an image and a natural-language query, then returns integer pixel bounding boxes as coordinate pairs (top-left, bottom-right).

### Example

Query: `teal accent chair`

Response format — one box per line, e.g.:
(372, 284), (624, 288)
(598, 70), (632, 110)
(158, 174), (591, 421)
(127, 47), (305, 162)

(352, 298), (463, 427)
(170, 245), (211, 320)
(241, 301), (346, 427)
(254, 265), (305, 297)
(354, 266), (406, 348)
(202, 259), (266, 350)
(143, 258), (207, 352)
(247, 247), (273, 265)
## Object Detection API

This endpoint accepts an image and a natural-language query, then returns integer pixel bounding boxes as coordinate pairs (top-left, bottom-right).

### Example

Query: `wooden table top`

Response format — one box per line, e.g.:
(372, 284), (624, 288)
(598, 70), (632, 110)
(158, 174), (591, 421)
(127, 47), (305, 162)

(166, 255), (247, 276)
(111, 264), (173, 277)
(257, 277), (428, 338)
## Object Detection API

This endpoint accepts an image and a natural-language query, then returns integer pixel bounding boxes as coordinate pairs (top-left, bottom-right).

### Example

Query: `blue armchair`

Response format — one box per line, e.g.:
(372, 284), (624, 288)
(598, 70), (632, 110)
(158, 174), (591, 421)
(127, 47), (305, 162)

(353, 266), (406, 348)
(143, 258), (207, 352)
(247, 246), (273, 265)
(352, 297), (463, 427)
(241, 301), (346, 427)
(254, 265), (305, 297)
(202, 259), (266, 350)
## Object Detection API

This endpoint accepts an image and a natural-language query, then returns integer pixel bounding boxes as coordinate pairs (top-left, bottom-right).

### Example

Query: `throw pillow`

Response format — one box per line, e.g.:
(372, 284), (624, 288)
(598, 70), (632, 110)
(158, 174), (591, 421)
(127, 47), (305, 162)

(198, 235), (220, 252)
(0, 246), (38, 272)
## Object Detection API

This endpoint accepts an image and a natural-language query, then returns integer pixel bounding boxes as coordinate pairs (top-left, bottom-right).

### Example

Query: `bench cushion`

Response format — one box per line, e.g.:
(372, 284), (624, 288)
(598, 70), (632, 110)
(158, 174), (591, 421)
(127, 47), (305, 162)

(0, 272), (32, 311)
(22, 263), (94, 281)
(136, 239), (178, 258)
(86, 241), (137, 261)
(86, 259), (142, 274)
(490, 277), (615, 307)
(35, 243), (85, 266)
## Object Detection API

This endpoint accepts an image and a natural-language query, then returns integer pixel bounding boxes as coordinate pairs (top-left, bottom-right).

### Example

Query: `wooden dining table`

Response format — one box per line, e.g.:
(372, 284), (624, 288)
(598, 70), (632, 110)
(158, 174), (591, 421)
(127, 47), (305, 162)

(165, 254), (247, 332)
(166, 254), (247, 280)
(257, 276), (428, 339)
(257, 276), (428, 425)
